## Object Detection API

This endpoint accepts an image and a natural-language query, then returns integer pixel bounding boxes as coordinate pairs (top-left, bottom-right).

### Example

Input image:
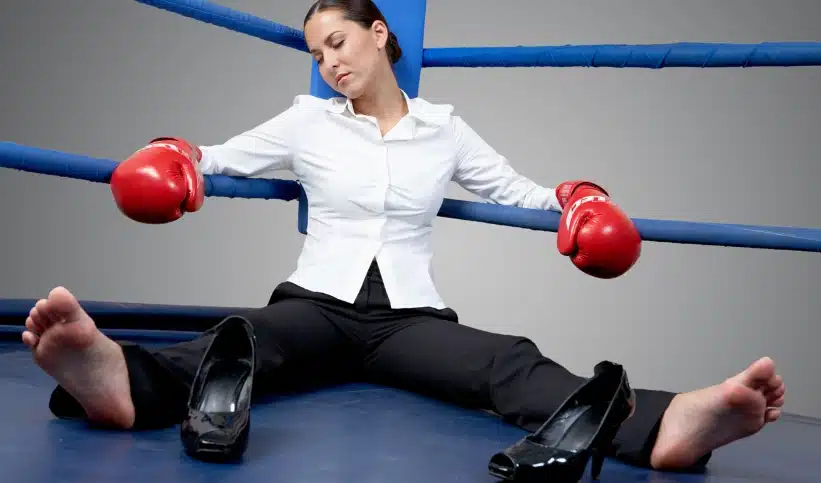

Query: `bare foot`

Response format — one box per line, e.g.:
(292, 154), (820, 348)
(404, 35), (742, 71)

(22, 286), (136, 429)
(650, 357), (786, 470)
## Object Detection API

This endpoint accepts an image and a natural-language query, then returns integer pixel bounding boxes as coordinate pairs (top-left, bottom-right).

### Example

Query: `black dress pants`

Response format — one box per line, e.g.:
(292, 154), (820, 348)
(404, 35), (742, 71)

(48, 261), (706, 469)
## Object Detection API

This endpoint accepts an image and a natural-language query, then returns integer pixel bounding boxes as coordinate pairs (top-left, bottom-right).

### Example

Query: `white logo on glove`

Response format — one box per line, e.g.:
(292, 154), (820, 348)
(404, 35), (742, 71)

(565, 195), (608, 230)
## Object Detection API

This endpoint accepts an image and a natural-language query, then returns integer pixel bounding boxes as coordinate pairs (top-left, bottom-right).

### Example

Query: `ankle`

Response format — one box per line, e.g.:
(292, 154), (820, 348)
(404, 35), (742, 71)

(649, 395), (684, 470)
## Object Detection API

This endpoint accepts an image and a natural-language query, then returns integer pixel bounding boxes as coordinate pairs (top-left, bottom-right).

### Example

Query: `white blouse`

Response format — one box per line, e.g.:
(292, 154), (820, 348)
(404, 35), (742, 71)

(198, 91), (561, 309)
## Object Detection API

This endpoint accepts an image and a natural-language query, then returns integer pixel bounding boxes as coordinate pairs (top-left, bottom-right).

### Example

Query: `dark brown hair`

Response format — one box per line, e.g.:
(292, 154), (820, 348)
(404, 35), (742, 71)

(304, 0), (403, 64)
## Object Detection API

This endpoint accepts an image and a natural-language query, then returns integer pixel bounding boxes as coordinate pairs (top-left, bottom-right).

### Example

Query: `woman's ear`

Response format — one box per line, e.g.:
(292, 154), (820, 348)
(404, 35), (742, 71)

(370, 20), (388, 49)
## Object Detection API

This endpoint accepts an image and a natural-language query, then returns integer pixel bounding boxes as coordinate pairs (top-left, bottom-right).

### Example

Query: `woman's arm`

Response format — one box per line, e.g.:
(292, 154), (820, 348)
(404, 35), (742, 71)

(449, 116), (641, 278)
(450, 116), (561, 212)
(198, 103), (304, 177)
(108, 99), (309, 224)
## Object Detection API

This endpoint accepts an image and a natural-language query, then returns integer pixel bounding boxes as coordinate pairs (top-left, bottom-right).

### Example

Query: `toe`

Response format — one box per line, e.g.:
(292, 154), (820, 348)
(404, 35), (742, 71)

(739, 357), (776, 389)
(22, 330), (39, 348)
(28, 308), (46, 331)
(766, 375), (783, 393)
(46, 287), (83, 322)
(33, 299), (58, 329)
(765, 408), (781, 423)
(765, 383), (785, 404)
(25, 316), (43, 336)
(768, 394), (785, 408)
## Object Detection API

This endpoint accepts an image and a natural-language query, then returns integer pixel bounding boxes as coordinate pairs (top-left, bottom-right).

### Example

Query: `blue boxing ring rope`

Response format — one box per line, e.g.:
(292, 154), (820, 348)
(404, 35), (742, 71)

(2, 140), (820, 252)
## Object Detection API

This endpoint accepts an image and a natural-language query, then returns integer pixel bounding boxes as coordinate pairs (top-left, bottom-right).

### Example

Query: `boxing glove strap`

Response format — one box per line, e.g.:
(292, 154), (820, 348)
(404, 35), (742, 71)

(556, 180), (609, 208)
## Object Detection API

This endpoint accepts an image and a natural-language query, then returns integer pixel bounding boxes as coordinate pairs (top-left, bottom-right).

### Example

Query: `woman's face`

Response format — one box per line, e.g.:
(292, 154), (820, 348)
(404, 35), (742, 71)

(304, 9), (389, 98)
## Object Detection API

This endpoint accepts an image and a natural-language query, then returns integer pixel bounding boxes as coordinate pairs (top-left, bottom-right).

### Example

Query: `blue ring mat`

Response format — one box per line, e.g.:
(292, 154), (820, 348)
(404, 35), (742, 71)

(0, 302), (818, 482)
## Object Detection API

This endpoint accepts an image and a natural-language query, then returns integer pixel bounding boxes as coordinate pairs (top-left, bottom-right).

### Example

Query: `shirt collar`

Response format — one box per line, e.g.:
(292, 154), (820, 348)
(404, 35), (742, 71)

(326, 89), (453, 126)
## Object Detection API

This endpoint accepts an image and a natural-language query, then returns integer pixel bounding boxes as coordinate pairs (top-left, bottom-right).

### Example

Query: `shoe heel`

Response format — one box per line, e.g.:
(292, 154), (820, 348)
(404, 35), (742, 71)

(590, 448), (604, 480)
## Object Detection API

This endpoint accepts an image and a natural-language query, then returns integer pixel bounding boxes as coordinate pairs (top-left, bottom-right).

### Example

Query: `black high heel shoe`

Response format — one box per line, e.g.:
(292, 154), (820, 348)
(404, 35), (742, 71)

(488, 361), (636, 482)
(180, 315), (256, 462)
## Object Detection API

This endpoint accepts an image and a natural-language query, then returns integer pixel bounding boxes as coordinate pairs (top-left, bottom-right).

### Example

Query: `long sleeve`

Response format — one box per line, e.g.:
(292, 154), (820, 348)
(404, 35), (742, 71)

(450, 116), (561, 212)
(197, 104), (303, 177)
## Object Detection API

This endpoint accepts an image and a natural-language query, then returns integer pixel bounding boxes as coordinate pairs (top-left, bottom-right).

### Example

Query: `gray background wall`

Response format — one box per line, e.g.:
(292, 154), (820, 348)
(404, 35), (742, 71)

(1, 0), (819, 418)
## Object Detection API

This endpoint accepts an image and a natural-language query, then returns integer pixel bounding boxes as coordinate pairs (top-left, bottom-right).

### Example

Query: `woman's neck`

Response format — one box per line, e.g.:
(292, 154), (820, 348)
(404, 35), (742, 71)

(351, 74), (407, 121)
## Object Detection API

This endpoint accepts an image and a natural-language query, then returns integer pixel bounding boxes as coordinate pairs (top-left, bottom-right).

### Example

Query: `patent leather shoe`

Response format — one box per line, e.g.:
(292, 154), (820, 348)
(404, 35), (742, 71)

(488, 361), (635, 482)
(180, 315), (256, 462)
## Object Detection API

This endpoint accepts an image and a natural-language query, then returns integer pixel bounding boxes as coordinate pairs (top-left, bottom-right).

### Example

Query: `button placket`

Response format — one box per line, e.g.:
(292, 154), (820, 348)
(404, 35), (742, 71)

(376, 140), (389, 239)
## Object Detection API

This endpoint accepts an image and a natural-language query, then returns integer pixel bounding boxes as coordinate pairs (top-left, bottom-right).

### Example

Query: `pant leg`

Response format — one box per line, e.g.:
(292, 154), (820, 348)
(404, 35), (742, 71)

(362, 318), (705, 470)
(49, 283), (366, 429)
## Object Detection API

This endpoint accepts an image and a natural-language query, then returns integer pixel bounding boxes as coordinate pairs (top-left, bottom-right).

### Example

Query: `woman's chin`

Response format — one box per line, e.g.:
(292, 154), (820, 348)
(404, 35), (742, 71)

(336, 77), (369, 99)
(337, 84), (362, 99)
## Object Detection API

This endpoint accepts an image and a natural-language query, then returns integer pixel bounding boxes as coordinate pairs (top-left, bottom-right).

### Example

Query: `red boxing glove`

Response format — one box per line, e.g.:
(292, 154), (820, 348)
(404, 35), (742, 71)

(110, 137), (205, 224)
(555, 180), (641, 278)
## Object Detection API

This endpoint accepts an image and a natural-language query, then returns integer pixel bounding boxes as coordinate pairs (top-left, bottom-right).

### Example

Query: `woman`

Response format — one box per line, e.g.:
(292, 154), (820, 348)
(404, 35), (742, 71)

(23, 0), (784, 473)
